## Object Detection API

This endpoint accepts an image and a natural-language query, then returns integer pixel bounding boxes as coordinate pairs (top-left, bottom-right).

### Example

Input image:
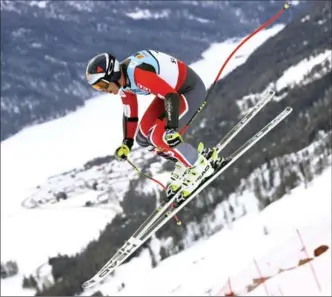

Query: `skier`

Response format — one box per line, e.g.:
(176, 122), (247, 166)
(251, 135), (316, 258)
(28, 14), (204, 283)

(85, 50), (221, 202)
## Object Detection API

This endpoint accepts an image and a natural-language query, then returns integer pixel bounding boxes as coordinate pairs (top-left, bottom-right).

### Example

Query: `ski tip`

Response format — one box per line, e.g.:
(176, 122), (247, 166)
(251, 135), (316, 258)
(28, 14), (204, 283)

(285, 106), (293, 113)
(283, 3), (290, 10)
(82, 280), (94, 289)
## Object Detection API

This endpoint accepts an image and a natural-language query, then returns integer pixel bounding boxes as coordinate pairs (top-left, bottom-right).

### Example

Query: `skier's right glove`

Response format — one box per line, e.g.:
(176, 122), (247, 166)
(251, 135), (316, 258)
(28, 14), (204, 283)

(114, 139), (133, 161)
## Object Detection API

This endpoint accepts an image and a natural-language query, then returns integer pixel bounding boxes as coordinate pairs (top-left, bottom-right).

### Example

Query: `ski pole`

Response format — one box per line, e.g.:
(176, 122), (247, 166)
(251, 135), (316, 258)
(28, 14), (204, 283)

(181, 2), (290, 134)
(126, 158), (182, 225)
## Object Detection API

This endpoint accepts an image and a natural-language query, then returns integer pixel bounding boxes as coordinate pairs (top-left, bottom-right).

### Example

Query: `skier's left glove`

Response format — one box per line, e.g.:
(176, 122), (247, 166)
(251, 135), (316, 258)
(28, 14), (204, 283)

(114, 139), (133, 161)
(165, 129), (183, 148)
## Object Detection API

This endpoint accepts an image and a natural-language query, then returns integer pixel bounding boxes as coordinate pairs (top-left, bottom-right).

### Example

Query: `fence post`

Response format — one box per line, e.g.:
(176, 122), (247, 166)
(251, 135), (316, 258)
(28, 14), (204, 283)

(296, 229), (322, 292)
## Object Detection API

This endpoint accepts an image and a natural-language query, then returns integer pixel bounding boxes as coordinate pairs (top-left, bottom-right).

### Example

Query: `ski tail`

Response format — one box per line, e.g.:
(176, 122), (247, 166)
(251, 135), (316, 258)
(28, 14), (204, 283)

(82, 236), (143, 288)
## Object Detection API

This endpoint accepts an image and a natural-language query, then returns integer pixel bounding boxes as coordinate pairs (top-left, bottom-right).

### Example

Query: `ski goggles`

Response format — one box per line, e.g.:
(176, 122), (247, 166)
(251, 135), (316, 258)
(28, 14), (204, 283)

(91, 79), (111, 91)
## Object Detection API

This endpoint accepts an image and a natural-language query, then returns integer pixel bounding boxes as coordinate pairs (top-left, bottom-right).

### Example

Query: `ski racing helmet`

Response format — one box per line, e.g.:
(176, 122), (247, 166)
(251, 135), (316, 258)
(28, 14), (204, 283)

(86, 53), (121, 90)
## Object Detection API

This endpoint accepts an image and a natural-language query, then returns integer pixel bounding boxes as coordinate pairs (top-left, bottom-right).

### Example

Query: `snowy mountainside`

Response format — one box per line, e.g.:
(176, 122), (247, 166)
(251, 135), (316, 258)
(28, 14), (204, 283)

(1, 0), (307, 140)
(236, 49), (332, 114)
(21, 127), (331, 244)
(1, 25), (285, 295)
(79, 164), (331, 296)
(35, 2), (332, 293)
(191, 0), (331, 149)
(158, 131), (332, 251)
(2, 139), (331, 296)
(20, 146), (165, 210)
(2, 2), (332, 295)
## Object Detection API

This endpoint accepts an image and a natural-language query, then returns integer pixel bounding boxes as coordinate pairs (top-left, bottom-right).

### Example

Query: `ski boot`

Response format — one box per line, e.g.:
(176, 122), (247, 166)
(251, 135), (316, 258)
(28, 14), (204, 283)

(165, 161), (188, 201)
(173, 143), (224, 207)
(199, 142), (231, 170)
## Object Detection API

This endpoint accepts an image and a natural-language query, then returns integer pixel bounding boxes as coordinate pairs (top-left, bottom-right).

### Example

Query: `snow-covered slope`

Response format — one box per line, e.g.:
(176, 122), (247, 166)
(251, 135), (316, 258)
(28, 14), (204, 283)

(2, 162), (331, 296)
(1, 25), (285, 294)
(236, 48), (332, 114)
(80, 164), (331, 296)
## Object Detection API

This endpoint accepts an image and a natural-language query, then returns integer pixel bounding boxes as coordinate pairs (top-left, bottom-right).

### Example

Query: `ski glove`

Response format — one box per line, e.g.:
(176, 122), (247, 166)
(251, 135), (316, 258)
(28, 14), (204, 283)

(165, 129), (183, 148)
(114, 139), (133, 161)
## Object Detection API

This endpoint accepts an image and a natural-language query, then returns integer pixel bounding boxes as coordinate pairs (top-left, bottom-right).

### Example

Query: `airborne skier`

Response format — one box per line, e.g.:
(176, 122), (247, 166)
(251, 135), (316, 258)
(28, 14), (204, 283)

(82, 4), (292, 289)
(85, 50), (221, 201)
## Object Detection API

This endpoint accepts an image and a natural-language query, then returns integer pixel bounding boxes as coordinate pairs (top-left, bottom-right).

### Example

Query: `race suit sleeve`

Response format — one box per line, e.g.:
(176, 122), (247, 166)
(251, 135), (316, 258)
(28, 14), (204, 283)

(121, 90), (138, 149)
(134, 67), (181, 130)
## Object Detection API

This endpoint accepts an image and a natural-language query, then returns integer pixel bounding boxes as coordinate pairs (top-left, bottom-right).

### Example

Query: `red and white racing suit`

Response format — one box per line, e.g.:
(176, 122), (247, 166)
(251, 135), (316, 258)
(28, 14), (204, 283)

(120, 49), (206, 167)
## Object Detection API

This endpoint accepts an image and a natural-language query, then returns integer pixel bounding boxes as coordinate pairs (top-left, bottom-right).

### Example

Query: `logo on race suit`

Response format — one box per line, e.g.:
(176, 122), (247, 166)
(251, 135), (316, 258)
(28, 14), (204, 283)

(137, 83), (151, 93)
(170, 57), (176, 64)
(134, 52), (145, 59)
(165, 100), (173, 122)
(97, 239), (138, 278)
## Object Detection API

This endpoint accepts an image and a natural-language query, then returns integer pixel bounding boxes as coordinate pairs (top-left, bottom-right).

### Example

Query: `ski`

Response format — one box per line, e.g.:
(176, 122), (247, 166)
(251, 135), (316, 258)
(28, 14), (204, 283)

(143, 106), (293, 237)
(81, 106), (291, 289)
(132, 201), (168, 238)
(132, 89), (276, 240)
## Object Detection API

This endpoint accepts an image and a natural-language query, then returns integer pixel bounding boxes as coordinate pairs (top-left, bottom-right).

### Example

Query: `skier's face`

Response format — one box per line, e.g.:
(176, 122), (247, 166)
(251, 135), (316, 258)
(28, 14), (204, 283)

(106, 82), (120, 95)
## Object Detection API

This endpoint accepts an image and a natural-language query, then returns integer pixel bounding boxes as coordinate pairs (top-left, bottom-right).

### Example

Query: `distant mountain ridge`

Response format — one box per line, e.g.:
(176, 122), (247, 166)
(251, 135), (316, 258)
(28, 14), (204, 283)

(1, 0), (307, 140)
